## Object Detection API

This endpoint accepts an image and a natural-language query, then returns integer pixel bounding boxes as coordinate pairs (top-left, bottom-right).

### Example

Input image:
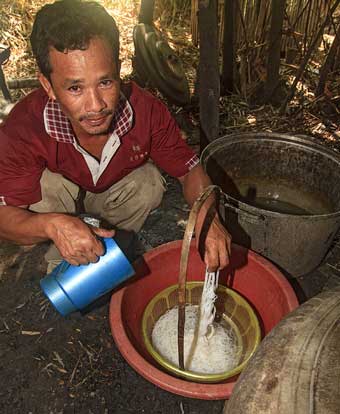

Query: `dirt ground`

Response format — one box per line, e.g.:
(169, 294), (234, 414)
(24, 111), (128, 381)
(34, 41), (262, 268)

(2, 170), (340, 414)
(0, 175), (227, 414)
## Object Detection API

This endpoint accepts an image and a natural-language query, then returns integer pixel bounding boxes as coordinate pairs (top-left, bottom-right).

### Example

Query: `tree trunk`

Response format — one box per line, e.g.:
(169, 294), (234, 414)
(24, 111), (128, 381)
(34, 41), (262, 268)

(138, 0), (155, 25)
(221, 0), (236, 94)
(316, 23), (340, 96)
(198, 0), (220, 151)
(264, 0), (286, 103)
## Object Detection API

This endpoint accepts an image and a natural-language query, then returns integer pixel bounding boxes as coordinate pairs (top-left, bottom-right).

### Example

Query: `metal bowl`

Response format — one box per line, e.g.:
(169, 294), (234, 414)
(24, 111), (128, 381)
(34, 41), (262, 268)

(142, 281), (261, 383)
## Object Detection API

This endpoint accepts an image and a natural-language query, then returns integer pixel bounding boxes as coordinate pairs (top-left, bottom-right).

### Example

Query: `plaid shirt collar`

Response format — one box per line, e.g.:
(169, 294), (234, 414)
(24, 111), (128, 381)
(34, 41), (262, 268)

(43, 94), (133, 143)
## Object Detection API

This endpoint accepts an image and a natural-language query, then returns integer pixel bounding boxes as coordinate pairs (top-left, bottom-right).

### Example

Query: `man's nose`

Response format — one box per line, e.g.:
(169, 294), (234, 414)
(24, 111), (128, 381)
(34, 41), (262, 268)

(85, 89), (106, 113)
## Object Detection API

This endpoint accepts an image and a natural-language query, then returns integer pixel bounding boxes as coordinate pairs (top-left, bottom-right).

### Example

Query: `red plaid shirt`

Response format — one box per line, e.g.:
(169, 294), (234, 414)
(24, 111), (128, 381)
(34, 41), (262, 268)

(0, 81), (199, 206)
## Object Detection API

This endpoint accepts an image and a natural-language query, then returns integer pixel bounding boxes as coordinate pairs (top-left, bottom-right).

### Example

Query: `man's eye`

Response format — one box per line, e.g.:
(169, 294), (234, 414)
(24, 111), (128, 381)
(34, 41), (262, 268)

(68, 85), (81, 93)
(100, 80), (113, 87)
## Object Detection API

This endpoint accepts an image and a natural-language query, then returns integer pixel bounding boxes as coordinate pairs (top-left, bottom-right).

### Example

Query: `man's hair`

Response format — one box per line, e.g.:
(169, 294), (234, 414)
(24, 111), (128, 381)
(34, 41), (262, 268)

(30, 0), (120, 79)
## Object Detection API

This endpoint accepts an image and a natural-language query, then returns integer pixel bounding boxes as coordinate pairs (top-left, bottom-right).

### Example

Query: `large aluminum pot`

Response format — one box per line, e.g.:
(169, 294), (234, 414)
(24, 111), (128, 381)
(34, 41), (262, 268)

(201, 132), (340, 277)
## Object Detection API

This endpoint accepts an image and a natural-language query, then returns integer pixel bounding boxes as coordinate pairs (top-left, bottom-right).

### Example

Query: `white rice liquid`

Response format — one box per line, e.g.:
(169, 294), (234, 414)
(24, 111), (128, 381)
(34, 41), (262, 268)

(151, 305), (239, 374)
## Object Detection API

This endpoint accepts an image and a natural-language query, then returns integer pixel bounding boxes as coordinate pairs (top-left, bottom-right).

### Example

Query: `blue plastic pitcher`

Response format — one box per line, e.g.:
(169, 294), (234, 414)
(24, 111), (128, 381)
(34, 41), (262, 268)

(40, 237), (134, 316)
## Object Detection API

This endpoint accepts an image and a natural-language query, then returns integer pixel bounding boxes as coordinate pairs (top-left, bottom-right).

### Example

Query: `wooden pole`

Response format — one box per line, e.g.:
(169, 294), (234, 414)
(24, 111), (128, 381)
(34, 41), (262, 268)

(198, 0), (220, 151)
(221, 0), (236, 94)
(264, 0), (286, 103)
(138, 0), (155, 25)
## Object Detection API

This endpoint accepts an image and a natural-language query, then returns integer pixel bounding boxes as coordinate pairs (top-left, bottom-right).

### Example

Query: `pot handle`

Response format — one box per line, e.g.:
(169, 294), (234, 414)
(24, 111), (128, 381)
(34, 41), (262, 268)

(177, 184), (228, 370)
(223, 193), (266, 223)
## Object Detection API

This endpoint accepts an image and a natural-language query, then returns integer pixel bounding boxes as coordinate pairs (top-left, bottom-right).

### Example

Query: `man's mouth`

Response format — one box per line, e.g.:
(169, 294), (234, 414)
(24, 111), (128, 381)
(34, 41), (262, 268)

(80, 110), (113, 127)
(84, 115), (108, 126)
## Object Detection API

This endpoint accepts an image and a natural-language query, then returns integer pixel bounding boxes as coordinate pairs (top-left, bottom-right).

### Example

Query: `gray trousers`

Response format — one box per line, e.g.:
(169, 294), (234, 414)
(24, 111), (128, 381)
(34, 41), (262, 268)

(30, 163), (166, 269)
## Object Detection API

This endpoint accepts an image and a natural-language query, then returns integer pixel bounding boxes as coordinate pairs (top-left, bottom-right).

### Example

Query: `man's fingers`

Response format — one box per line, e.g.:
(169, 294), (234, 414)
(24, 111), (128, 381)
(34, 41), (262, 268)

(204, 236), (231, 271)
(86, 250), (101, 263)
(91, 237), (106, 257)
(63, 245), (102, 266)
(51, 217), (115, 266)
(65, 257), (82, 266)
(204, 245), (219, 272)
(218, 240), (229, 269)
(93, 227), (115, 239)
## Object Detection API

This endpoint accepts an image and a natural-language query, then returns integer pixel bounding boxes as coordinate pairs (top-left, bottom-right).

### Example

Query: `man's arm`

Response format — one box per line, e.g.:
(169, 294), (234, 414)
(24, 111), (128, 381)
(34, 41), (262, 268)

(0, 205), (114, 265)
(178, 163), (231, 271)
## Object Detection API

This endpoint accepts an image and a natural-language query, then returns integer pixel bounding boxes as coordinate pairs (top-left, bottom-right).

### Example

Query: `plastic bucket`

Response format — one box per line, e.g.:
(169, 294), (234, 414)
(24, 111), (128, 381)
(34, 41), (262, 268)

(109, 240), (298, 400)
(201, 132), (340, 276)
(40, 237), (134, 316)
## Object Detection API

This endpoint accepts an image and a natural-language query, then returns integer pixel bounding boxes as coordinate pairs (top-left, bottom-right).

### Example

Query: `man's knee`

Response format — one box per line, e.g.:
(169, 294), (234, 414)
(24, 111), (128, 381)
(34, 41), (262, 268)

(30, 169), (79, 213)
(129, 163), (166, 211)
(95, 163), (166, 232)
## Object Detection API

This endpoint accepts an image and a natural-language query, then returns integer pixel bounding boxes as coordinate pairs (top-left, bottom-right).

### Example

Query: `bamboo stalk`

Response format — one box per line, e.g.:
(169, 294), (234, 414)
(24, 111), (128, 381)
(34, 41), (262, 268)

(284, 10), (302, 52)
(221, 0), (236, 94)
(198, 0), (220, 146)
(316, 21), (340, 96)
(303, 0), (312, 53)
(191, 0), (198, 46)
(264, 0), (286, 103)
(280, 0), (340, 114)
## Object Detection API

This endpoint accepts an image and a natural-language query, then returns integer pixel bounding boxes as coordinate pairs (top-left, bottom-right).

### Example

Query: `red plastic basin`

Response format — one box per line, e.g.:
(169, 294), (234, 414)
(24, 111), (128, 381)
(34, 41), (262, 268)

(109, 241), (298, 400)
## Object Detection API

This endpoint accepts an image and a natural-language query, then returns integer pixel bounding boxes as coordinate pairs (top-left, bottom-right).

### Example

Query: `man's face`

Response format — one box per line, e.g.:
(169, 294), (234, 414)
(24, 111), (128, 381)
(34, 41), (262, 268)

(40, 37), (120, 138)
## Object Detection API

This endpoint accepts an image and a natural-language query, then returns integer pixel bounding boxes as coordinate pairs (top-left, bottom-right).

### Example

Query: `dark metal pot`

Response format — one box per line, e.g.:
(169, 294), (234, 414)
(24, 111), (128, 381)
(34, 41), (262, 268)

(201, 132), (340, 277)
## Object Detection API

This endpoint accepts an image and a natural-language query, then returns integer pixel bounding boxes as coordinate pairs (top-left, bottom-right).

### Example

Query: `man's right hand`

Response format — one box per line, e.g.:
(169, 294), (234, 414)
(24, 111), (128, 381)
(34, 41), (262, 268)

(45, 214), (115, 266)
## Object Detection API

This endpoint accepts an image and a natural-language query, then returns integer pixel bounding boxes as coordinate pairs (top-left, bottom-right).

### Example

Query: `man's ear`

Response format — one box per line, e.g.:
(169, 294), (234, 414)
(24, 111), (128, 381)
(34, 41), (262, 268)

(38, 73), (56, 100)
(114, 59), (121, 81)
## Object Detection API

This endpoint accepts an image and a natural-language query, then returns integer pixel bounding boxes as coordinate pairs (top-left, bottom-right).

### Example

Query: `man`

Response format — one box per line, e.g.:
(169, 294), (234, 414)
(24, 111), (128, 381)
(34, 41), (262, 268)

(0, 0), (230, 272)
